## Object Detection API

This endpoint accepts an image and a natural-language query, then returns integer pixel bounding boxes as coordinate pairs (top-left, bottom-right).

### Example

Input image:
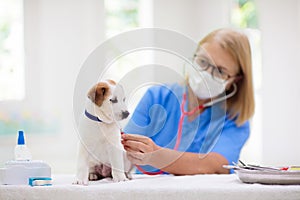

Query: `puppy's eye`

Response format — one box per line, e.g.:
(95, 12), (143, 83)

(123, 98), (126, 102)
(110, 97), (118, 103)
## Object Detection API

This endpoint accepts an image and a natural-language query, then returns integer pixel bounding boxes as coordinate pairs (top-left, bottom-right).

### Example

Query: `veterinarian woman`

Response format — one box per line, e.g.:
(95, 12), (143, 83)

(122, 28), (255, 175)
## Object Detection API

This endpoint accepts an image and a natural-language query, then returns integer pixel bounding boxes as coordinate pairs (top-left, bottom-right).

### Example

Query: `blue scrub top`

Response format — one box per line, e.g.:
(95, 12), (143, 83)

(124, 84), (249, 174)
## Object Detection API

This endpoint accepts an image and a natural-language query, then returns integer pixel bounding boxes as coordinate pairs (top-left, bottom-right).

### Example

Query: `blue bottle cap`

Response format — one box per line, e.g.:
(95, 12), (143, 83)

(18, 130), (25, 145)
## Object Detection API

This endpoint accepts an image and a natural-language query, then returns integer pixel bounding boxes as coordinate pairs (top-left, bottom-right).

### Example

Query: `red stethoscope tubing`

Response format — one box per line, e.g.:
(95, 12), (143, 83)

(136, 93), (204, 175)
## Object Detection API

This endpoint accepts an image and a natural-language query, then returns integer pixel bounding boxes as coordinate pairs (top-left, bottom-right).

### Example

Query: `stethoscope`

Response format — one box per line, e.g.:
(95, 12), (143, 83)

(135, 84), (237, 175)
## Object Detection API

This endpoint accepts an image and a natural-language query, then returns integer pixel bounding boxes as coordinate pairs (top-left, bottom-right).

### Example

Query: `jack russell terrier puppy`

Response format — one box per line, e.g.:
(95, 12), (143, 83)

(74, 80), (131, 185)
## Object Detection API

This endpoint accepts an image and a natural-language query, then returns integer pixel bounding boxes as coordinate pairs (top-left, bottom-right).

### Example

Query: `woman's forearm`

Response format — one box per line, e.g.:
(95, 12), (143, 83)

(149, 147), (230, 175)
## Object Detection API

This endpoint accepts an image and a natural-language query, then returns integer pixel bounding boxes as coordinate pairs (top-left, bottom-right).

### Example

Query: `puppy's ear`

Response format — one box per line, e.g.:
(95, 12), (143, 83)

(88, 82), (110, 106)
(107, 79), (116, 85)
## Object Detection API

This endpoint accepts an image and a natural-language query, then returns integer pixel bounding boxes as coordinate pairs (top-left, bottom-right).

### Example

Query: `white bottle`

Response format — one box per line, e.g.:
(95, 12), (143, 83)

(14, 130), (32, 161)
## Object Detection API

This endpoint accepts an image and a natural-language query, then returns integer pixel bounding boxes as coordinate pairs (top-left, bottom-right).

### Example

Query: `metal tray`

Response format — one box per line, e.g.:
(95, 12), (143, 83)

(223, 163), (300, 185)
(235, 168), (300, 185)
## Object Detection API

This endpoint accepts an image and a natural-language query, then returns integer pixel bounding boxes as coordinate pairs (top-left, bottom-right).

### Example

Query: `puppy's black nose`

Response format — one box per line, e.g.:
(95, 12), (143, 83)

(122, 111), (130, 119)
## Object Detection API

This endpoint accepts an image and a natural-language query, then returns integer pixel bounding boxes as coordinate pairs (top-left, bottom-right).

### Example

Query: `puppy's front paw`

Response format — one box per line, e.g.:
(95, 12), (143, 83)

(112, 172), (128, 182)
(126, 172), (133, 180)
(72, 178), (88, 186)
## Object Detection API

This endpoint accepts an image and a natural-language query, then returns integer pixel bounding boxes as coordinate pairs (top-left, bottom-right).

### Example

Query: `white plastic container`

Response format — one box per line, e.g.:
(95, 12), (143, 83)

(0, 160), (51, 185)
(14, 130), (32, 161)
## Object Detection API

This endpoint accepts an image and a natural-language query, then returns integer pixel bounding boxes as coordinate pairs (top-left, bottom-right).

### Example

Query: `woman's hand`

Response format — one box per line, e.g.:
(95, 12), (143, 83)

(121, 134), (161, 166)
(121, 134), (230, 174)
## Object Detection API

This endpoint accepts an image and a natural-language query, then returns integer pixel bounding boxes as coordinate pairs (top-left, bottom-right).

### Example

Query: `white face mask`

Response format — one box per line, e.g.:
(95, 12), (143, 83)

(188, 68), (228, 99)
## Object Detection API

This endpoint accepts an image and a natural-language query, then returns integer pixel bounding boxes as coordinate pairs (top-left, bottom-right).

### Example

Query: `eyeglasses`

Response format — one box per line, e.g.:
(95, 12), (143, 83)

(193, 54), (241, 82)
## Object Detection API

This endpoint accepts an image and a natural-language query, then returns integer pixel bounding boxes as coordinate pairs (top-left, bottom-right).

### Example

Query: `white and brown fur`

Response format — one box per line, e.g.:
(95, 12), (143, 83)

(73, 80), (131, 185)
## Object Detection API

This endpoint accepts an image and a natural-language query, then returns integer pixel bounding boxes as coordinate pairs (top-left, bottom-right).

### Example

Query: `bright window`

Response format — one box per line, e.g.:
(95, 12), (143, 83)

(103, 0), (142, 82)
(0, 0), (25, 101)
(105, 0), (140, 38)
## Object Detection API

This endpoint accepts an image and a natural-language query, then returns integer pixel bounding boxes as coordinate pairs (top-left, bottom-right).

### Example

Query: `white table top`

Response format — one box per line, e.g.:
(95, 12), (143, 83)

(1, 174), (300, 200)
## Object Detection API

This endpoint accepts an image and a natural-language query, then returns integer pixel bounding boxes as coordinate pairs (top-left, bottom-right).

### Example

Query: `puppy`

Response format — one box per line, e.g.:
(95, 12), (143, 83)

(74, 80), (131, 185)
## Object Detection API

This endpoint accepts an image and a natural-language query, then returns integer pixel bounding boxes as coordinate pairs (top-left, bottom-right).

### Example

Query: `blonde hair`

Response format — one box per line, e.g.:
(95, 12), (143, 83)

(198, 28), (255, 126)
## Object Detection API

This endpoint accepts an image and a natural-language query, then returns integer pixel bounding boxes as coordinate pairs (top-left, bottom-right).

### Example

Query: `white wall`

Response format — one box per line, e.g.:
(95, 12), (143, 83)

(24, 0), (104, 113)
(28, 0), (105, 173)
(152, 0), (231, 41)
(257, 0), (300, 166)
